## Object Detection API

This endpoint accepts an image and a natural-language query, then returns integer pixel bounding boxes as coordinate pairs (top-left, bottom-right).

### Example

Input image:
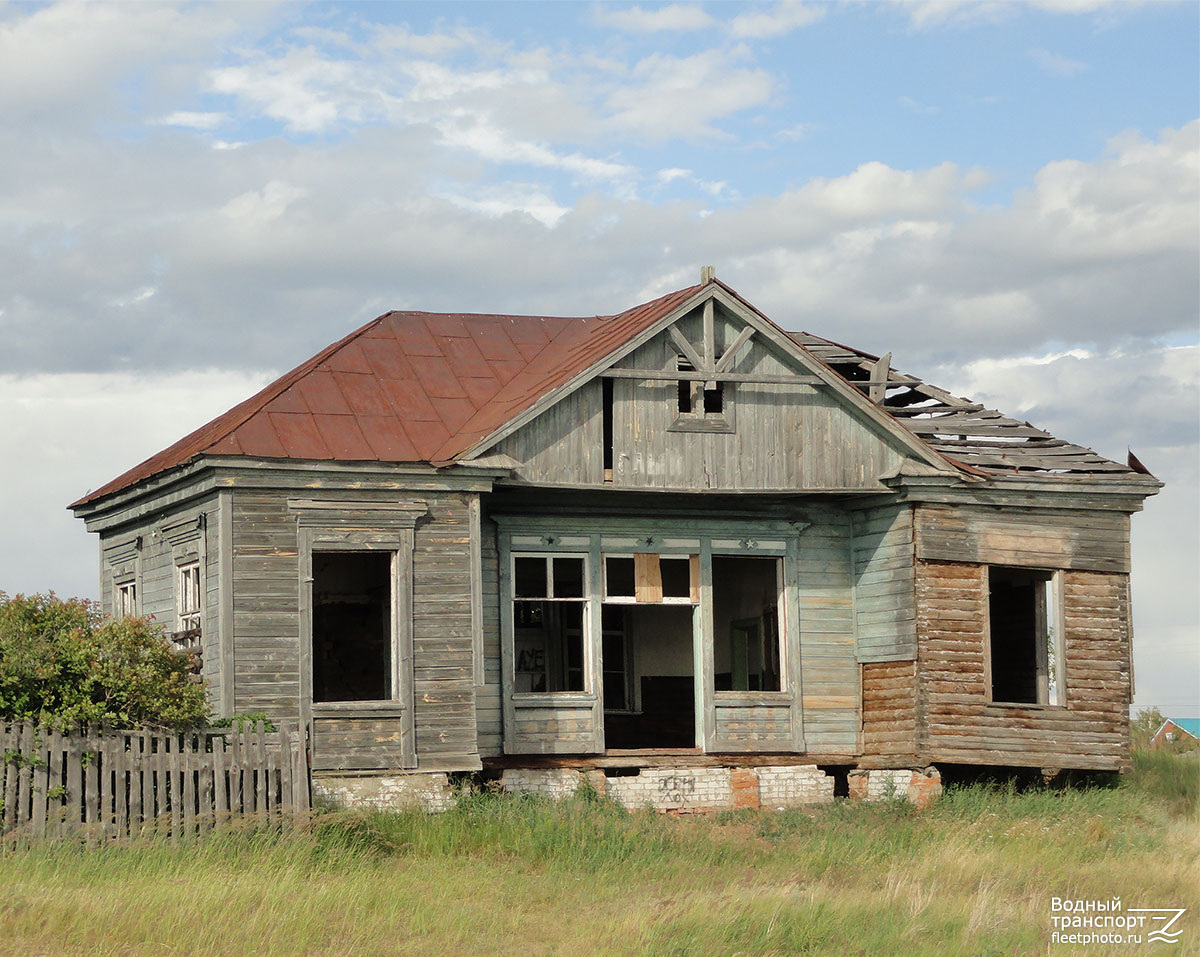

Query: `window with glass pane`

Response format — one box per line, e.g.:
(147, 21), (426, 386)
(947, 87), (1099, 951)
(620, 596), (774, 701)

(512, 555), (587, 693)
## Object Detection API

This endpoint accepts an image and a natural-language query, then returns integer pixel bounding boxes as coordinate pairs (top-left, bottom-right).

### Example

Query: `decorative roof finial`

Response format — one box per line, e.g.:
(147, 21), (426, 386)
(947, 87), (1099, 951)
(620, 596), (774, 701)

(700, 265), (716, 283)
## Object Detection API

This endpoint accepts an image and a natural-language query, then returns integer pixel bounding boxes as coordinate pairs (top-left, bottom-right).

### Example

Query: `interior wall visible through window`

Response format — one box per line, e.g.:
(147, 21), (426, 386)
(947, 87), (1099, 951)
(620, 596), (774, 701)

(312, 551), (393, 703)
(712, 555), (783, 692)
(988, 566), (1062, 706)
(512, 555), (587, 693)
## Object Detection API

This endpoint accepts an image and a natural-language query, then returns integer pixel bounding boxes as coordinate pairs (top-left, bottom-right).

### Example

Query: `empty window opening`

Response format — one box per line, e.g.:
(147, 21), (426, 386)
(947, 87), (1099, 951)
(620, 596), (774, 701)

(602, 603), (695, 749)
(602, 378), (614, 476)
(989, 567), (1060, 705)
(676, 357), (695, 413)
(713, 556), (783, 692)
(703, 384), (724, 414)
(513, 555), (586, 693)
(313, 551), (392, 703)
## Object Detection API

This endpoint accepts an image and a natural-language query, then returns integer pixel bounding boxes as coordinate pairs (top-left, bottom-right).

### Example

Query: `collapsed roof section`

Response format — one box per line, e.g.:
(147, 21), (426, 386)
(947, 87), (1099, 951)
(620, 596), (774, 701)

(793, 332), (1138, 477)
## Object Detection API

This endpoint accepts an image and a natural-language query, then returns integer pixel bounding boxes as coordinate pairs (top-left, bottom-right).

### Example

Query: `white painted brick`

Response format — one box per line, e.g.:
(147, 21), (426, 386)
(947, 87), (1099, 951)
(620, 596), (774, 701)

(313, 772), (453, 812)
(866, 769), (914, 801)
(500, 768), (584, 798)
(605, 768), (732, 811)
(756, 765), (835, 807)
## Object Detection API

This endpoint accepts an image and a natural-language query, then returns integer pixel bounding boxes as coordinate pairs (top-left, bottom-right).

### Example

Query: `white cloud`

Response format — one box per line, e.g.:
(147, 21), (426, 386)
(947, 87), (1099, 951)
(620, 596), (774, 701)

(730, 1), (825, 38)
(0, 369), (275, 599)
(157, 111), (229, 130)
(606, 49), (776, 142)
(595, 3), (716, 33)
(904, 0), (1127, 29)
(1028, 47), (1088, 76)
(899, 95), (939, 115)
(440, 185), (570, 228)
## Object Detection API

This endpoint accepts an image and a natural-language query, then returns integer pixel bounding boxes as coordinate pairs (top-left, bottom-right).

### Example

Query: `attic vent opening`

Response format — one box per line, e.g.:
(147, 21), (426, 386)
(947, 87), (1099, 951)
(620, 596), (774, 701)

(671, 355), (733, 433)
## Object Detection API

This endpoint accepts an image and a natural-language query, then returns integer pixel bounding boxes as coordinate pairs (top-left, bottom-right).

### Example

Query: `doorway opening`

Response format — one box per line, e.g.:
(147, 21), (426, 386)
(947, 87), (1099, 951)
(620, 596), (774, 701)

(603, 604), (695, 749)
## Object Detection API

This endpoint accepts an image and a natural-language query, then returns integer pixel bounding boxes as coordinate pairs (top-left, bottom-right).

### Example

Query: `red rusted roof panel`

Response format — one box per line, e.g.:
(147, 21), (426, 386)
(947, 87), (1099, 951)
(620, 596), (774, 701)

(70, 284), (704, 507)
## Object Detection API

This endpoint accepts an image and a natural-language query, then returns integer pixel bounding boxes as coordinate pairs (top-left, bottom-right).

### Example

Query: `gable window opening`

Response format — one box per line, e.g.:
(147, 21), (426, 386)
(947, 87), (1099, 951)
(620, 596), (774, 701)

(512, 555), (587, 693)
(312, 551), (393, 703)
(988, 566), (1063, 706)
(671, 355), (732, 433)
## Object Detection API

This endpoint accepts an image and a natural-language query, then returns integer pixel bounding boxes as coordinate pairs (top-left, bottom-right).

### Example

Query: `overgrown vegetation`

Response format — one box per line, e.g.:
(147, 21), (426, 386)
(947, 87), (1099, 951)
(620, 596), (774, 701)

(1, 754), (1196, 956)
(0, 592), (207, 730)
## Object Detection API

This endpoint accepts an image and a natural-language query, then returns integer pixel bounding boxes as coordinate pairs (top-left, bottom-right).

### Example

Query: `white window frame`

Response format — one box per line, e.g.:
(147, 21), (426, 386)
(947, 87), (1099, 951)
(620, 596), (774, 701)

(176, 561), (202, 634)
(710, 552), (788, 698)
(115, 579), (138, 619)
(510, 552), (591, 697)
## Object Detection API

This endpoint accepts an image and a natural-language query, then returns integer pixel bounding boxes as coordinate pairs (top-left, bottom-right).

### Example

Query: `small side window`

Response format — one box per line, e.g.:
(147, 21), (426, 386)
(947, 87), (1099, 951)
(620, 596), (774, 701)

(116, 580), (137, 618)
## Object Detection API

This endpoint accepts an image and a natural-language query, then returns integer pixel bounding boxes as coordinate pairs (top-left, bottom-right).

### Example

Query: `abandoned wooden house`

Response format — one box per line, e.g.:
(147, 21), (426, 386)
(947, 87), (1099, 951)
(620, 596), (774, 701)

(70, 269), (1160, 810)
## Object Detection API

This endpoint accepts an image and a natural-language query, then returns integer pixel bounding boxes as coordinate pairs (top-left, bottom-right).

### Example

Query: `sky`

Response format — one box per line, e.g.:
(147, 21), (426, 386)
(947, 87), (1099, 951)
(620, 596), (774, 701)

(1, 0), (1197, 716)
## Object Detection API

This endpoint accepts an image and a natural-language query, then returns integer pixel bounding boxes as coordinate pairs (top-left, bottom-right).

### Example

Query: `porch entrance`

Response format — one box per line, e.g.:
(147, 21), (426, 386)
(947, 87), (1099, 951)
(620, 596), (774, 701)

(602, 604), (695, 750)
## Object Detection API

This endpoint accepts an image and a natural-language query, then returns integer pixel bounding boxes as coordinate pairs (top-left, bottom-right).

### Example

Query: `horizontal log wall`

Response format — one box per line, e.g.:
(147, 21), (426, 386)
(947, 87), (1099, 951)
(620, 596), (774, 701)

(914, 504), (1131, 574)
(914, 559), (1131, 771)
(860, 659), (919, 763)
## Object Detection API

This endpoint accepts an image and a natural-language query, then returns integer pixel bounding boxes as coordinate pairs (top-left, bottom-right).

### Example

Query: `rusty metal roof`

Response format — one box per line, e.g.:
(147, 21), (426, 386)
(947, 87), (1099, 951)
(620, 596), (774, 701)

(71, 279), (1142, 509)
(71, 284), (702, 507)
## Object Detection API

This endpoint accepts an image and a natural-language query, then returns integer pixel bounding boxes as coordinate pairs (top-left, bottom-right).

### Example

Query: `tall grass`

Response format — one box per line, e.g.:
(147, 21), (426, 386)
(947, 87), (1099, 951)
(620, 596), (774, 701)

(2, 755), (1197, 956)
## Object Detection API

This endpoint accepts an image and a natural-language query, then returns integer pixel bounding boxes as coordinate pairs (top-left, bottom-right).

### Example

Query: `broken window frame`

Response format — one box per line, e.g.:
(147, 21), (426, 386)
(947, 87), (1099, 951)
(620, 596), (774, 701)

(985, 565), (1066, 708)
(176, 561), (202, 634)
(669, 355), (735, 434)
(602, 553), (699, 605)
(115, 579), (138, 619)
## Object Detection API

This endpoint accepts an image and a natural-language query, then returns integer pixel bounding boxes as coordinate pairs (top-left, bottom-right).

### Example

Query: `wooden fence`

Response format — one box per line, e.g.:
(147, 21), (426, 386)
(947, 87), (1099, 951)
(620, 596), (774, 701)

(0, 722), (310, 843)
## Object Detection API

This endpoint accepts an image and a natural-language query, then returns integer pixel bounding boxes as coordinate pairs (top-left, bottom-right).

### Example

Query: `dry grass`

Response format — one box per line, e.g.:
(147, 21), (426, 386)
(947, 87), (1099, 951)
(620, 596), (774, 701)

(2, 759), (1197, 956)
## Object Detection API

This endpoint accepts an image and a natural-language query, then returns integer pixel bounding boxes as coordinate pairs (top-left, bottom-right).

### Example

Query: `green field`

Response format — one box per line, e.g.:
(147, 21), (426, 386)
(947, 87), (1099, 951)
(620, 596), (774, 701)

(3, 751), (1196, 957)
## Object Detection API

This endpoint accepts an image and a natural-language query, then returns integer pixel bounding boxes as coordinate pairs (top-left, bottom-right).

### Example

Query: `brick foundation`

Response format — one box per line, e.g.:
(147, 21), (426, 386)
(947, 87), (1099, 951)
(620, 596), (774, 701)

(312, 771), (453, 812)
(847, 767), (943, 808)
(499, 765), (834, 811)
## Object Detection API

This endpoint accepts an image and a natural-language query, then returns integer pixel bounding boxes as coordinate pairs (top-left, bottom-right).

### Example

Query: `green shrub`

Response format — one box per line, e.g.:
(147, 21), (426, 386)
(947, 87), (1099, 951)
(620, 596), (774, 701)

(0, 592), (207, 730)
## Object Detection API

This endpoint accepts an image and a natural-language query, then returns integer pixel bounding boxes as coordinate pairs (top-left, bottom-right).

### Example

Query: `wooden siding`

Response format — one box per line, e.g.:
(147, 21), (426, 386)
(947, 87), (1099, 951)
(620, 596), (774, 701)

(477, 514), (503, 756)
(496, 314), (916, 491)
(914, 504), (1131, 574)
(229, 487), (480, 772)
(914, 560), (1131, 771)
(713, 701), (793, 750)
(796, 511), (859, 755)
(98, 497), (221, 712)
(851, 505), (916, 662)
(498, 379), (605, 485)
(860, 660), (919, 763)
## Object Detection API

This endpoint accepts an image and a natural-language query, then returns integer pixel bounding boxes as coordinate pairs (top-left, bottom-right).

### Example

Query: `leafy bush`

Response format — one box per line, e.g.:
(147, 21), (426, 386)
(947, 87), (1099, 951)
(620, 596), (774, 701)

(0, 592), (207, 729)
